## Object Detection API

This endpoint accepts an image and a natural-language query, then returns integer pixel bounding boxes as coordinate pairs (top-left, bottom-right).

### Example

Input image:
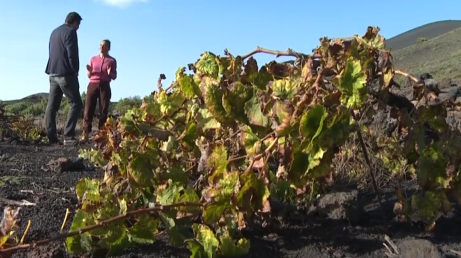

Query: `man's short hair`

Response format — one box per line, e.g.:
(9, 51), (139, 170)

(65, 12), (82, 24)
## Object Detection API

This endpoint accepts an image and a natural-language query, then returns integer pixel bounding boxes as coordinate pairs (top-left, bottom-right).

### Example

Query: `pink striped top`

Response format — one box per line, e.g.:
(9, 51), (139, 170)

(89, 55), (117, 83)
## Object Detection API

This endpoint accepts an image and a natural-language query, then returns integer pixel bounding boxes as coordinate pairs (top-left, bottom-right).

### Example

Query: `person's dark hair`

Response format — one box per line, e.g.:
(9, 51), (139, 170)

(102, 39), (111, 50)
(65, 12), (82, 25)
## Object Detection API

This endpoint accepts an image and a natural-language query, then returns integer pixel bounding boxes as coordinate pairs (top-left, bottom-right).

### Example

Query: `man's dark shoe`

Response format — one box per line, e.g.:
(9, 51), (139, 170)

(48, 139), (63, 145)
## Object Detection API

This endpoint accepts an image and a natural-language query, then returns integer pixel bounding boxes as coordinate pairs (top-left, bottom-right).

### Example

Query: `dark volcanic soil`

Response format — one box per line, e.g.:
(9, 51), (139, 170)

(1, 142), (461, 258)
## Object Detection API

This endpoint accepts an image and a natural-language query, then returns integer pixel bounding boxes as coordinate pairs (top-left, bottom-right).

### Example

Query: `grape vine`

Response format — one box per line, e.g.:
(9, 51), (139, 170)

(0, 105), (44, 144)
(1, 26), (460, 257)
(72, 26), (461, 256)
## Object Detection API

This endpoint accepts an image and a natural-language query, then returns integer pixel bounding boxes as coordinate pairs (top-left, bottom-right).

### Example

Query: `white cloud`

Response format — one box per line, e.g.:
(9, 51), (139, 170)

(96, 0), (147, 8)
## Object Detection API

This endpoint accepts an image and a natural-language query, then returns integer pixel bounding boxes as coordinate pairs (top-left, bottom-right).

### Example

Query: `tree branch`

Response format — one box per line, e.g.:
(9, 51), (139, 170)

(0, 202), (202, 254)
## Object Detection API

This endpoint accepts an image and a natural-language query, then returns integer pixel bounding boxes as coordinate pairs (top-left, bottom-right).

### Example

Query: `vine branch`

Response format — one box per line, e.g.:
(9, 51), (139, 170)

(394, 70), (419, 83)
(351, 110), (383, 213)
(0, 202), (202, 254)
(242, 46), (313, 61)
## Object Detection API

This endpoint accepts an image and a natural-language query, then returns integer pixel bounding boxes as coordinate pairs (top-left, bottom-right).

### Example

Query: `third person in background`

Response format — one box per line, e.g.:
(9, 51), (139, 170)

(81, 39), (117, 142)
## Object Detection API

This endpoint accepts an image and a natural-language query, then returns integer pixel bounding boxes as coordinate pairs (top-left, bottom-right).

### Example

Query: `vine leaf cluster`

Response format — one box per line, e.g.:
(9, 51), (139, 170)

(0, 105), (44, 144)
(71, 26), (461, 256)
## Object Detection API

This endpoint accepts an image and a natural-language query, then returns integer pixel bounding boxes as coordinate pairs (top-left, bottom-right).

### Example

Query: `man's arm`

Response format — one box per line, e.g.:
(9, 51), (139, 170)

(64, 30), (79, 75)
(44, 38), (51, 74)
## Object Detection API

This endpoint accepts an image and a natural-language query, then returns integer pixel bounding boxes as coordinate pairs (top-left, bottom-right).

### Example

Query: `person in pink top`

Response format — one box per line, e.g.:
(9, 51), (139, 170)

(81, 39), (117, 141)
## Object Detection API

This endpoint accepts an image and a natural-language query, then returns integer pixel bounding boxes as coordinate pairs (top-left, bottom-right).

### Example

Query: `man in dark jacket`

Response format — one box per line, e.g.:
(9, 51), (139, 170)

(44, 12), (83, 145)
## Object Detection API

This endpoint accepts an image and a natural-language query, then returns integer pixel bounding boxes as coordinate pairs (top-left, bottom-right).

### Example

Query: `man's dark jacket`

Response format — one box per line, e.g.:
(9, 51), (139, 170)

(45, 24), (79, 76)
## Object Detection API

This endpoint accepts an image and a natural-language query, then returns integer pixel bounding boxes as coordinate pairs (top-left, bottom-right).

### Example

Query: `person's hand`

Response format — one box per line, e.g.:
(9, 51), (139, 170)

(107, 66), (112, 76)
(86, 64), (92, 72)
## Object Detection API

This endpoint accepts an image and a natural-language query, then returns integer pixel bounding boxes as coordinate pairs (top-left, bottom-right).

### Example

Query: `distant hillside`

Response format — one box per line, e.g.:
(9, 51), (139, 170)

(386, 20), (461, 51)
(21, 93), (50, 103)
(391, 26), (461, 82)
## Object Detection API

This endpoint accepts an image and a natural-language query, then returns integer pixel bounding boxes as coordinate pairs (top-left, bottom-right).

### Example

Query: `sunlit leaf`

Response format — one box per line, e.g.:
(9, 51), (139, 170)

(335, 58), (368, 109)
(192, 224), (219, 258)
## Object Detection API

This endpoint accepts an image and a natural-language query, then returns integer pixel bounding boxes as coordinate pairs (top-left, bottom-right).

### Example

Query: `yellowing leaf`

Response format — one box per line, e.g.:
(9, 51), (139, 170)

(272, 79), (298, 99)
(236, 170), (270, 212)
(203, 202), (229, 224)
(156, 181), (184, 205)
(240, 125), (262, 156)
(158, 91), (185, 116)
(75, 178), (100, 203)
(336, 58), (367, 109)
(207, 145), (228, 183)
(177, 68), (202, 98)
(196, 52), (220, 80)
(186, 239), (207, 258)
(418, 142), (449, 188)
(204, 82), (233, 124)
(192, 224), (219, 258)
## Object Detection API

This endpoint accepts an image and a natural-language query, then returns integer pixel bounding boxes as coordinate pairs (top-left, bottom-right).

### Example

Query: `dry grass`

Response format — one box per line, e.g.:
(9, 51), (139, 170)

(32, 113), (100, 139)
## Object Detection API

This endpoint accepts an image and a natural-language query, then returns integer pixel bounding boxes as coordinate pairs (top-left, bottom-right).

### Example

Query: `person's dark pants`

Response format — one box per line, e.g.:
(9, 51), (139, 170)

(82, 81), (112, 134)
(45, 75), (83, 142)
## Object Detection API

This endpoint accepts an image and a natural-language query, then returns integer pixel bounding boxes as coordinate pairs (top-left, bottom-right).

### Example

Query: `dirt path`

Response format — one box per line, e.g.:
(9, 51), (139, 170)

(0, 142), (460, 258)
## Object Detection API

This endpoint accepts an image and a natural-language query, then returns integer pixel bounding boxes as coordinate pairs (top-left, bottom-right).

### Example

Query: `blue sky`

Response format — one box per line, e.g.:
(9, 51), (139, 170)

(0, 0), (459, 101)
